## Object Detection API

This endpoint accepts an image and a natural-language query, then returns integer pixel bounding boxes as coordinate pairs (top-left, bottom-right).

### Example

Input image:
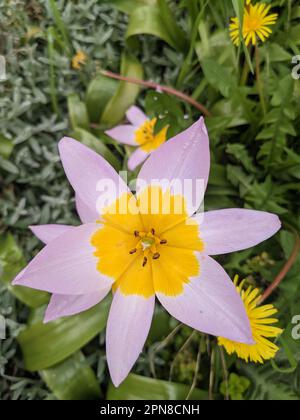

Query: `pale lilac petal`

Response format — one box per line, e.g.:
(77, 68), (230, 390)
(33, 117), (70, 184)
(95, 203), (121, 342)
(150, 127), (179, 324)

(196, 209), (281, 256)
(105, 125), (137, 146)
(76, 194), (97, 224)
(126, 105), (148, 126)
(44, 288), (110, 323)
(59, 137), (130, 218)
(157, 255), (253, 344)
(30, 225), (75, 244)
(13, 224), (113, 295)
(137, 117), (210, 215)
(106, 290), (155, 387)
(128, 148), (149, 171)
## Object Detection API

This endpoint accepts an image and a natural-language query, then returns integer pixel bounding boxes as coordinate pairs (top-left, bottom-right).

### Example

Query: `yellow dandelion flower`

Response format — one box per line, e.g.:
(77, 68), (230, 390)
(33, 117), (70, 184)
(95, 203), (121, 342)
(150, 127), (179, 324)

(230, 2), (278, 46)
(218, 276), (283, 364)
(72, 50), (88, 70)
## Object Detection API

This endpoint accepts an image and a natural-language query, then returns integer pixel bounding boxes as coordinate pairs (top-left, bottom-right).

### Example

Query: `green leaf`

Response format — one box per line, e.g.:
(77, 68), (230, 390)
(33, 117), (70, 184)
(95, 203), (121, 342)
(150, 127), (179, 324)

(48, 0), (72, 55)
(0, 156), (19, 174)
(101, 54), (144, 127)
(41, 352), (101, 400)
(109, 0), (187, 51)
(71, 127), (121, 171)
(126, 4), (186, 52)
(201, 58), (236, 97)
(107, 374), (208, 400)
(0, 233), (48, 308)
(108, 0), (157, 14)
(271, 336), (298, 374)
(47, 27), (59, 115)
(68, 93), (89, 131)
(0, 134), (14, 159)
(86, 75), (118, 123)
(18, 295), (112, 371)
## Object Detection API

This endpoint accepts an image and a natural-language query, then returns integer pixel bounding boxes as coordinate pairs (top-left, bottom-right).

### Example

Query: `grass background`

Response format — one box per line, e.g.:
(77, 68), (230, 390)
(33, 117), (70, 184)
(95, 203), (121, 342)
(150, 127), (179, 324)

(0, 0), (300, 400)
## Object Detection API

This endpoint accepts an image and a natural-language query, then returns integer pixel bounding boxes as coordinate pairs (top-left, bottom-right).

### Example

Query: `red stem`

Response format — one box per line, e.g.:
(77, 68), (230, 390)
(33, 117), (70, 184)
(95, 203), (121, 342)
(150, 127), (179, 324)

(100, 70), (212, 117)
(260, 227), (300, 304)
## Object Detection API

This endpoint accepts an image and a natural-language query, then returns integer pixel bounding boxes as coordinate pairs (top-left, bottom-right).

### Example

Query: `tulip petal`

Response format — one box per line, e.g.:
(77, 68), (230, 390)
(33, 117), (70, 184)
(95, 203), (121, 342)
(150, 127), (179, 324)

(30, 224), (75, 244)
(106, 290), (155, 387)
(76, 194), (97, 224)
(44, 288), (110, 323)
(196, 209), (281, 255)
(13, 224), (113, 295)
(59, 137), (130, 218)
(126, 105), (148, 126)
(137, 117), (210, 215)
(128, 148), (149, 171)
(105, 125), (137, 146)
(157, 254), (253, 344)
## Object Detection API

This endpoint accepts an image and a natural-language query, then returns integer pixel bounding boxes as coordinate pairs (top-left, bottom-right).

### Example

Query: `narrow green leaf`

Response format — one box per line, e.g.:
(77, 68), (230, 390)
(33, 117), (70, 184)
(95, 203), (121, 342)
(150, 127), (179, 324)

(0, 233), (49, 308)
(107, 374), (208, 400)
(71, 127), (121, 171)
(18, 295), (112, 371)
(0, 134), (14, 159)
(157, 0), (188, 52)
(101, 54), (143, 127)
(68, 93), (89, 131)
(0, 156), (19, 174)
(47, 27), (59, 115)
(48, 0), (72, 55)
(86, 75), (118, 123)
(41, 352), (101, 400)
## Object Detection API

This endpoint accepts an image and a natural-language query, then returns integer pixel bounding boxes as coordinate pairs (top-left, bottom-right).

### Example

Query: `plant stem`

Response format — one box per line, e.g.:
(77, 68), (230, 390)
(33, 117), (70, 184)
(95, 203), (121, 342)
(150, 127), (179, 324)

(186, 334), (203, 400)
(260, 225), (300, 304)
(255, 45), (267, 116)
(208, 347), (215, 401)
(149, 323), (183, 378)
(219, 347), (229, 401)
(100, 70), (211, 117)
(169, 330), (197, 381)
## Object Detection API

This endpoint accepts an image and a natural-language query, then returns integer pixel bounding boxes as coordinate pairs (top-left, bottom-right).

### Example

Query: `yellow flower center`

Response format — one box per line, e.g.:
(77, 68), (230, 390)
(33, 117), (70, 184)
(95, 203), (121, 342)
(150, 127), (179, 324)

(129, 229), (168, 267)
(91, 186), (204, 298)
(135, 118), (169, 153)
(229, 3), (278, 46)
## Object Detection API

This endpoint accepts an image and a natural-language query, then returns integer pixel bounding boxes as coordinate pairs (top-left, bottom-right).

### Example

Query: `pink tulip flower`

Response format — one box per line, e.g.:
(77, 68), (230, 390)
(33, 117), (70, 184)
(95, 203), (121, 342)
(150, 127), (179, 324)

(13, 117), (281, 387)
(105, 105), (169, 171)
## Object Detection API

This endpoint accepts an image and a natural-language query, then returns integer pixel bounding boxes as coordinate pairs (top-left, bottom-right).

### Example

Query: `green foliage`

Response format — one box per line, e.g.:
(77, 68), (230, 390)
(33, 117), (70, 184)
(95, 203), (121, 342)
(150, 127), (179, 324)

(220, 373), (250, 400)
(107, 373), (208, 400)
(0, 0), (299, 401)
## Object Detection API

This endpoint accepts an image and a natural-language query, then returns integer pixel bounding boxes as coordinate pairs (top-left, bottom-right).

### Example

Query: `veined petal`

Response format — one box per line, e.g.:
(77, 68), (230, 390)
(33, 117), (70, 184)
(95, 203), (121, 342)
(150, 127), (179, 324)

(157, 255), (253, 344)
(126, 105), (148, 127)
(59, 137), (130, 218)
(44, 288), (110, 323)
(13, 224), (113, 295)
(106, 291), (155, 387)
(196, 209), (281, 255)
(30, 224), (75, 244)
(137, 117), (210, 216)
(105, 125), (137, 146)
(128, 148), (149, 171)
